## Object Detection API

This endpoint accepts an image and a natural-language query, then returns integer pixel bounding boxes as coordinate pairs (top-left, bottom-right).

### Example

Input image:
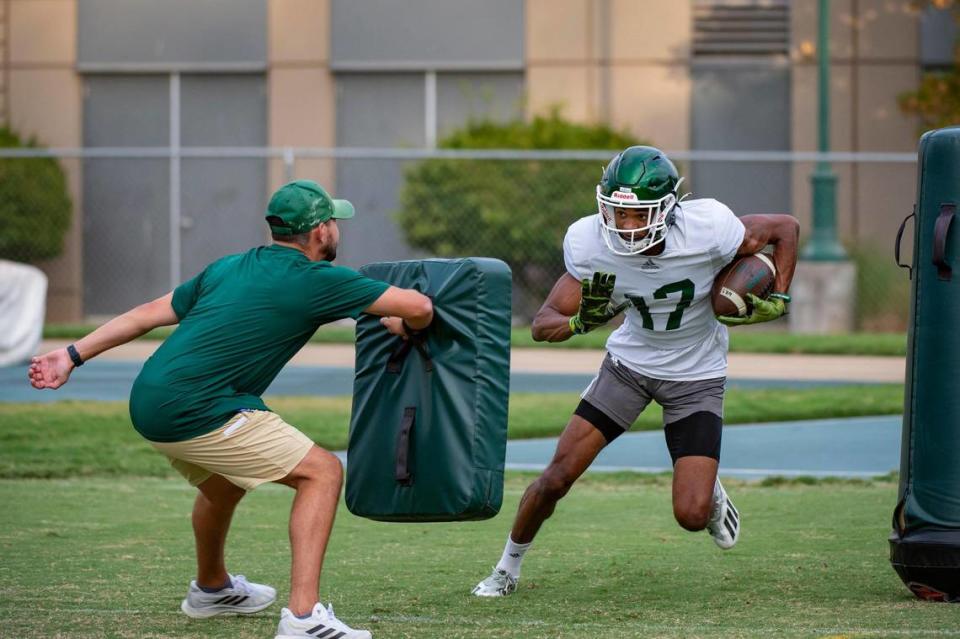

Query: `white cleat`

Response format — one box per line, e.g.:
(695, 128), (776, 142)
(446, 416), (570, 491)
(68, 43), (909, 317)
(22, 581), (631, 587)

(275, 602), (372, 639)
(707, 478), (740, 550)
(471, 567), (518, 597)
(180, 573), (276, 618)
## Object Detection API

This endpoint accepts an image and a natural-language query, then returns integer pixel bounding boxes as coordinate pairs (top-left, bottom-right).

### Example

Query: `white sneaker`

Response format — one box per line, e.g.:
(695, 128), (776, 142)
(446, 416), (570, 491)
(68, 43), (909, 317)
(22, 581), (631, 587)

(180, 573), (276, 618)
(707, 478), (740, 550)
(471, 567), (518, 597)
(275, 602), (372, 639)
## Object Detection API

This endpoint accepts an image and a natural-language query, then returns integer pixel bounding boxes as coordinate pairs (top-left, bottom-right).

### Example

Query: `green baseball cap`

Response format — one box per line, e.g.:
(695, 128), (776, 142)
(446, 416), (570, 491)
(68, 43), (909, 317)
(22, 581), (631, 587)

(265, 179), (355, 236)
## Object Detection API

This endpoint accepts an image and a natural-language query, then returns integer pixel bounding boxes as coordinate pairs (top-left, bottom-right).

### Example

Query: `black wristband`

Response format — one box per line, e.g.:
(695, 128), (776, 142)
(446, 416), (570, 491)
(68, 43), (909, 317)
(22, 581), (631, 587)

(66, 344), (84, 367)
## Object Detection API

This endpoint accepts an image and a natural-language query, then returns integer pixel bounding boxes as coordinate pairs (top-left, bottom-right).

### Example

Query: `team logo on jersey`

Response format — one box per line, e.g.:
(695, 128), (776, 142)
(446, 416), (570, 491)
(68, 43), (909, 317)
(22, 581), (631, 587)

(639, 258), (661, 271)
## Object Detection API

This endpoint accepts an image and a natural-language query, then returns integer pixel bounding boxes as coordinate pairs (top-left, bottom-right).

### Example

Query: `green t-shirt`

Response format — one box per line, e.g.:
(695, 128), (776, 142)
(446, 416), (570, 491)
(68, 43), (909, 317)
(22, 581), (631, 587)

(129, 244), (389, 442)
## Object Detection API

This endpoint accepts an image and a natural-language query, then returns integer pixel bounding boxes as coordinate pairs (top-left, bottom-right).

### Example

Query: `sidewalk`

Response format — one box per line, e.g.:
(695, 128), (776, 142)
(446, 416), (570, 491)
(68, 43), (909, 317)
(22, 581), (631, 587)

(38, 339), (905, 383)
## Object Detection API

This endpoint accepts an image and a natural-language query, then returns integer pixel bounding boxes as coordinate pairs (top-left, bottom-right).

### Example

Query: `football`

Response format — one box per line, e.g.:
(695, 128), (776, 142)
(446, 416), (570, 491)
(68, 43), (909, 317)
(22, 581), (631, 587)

(711, 253), (776, 318)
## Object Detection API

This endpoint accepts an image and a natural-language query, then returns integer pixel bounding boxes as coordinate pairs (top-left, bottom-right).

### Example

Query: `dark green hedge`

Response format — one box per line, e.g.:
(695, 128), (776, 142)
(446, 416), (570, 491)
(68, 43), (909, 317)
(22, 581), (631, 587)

(0, 128), (72, 262)
(397, 108), (644, 314)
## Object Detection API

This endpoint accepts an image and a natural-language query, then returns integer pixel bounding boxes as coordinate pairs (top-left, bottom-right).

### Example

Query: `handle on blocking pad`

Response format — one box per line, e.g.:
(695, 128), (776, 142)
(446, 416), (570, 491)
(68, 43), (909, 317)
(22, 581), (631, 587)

(394, 407), (416, 486)
(933, 203), (956, 282)
(386, 333), (433, 374)
(895, 208), (915, 279)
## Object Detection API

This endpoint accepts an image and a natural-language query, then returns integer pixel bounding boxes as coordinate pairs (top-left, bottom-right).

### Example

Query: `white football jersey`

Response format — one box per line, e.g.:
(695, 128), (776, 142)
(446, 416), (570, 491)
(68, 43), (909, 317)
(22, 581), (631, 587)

(563, 198), (745, 381)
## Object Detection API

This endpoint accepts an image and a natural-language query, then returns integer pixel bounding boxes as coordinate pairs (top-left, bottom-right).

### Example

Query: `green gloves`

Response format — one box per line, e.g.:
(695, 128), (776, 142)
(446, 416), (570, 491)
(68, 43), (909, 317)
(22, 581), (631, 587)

(717, 293), (787, 326)
(569, 272), (629, 335)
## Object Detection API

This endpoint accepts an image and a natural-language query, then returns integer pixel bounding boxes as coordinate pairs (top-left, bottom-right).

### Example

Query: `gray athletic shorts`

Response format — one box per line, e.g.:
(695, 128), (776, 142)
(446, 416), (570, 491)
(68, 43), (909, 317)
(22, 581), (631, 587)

(581, 354), (725, 431)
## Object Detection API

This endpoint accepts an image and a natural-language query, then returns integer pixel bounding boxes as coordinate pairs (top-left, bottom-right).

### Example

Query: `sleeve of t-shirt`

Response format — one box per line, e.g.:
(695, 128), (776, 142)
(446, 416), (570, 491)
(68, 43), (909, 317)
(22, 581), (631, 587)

(712, 200), (746, 268)
(563, 224), (589, 281)
(309, 265), (391, 323)
(171, 269), (205, 319)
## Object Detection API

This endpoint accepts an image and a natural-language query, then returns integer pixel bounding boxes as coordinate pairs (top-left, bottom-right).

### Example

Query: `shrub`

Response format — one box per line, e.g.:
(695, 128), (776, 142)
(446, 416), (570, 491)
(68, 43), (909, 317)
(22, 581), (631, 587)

(397, 107), (644, 317)
(0, 128), (72, 262)
(898, 3), (960, 133)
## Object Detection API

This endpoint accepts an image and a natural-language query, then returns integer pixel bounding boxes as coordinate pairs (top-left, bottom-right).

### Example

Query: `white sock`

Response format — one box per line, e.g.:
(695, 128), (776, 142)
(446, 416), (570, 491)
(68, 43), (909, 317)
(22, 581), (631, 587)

(495, 535), (532, 578)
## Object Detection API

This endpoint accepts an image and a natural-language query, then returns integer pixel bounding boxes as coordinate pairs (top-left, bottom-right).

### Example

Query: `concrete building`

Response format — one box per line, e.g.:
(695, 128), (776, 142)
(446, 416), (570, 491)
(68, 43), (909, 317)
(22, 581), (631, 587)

(0, 0), (947, 321)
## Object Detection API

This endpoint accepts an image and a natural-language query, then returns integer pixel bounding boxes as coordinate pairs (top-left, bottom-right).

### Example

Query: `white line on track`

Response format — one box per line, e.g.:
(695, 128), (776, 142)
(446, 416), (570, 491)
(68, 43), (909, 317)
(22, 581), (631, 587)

(505, 462), (888, 478)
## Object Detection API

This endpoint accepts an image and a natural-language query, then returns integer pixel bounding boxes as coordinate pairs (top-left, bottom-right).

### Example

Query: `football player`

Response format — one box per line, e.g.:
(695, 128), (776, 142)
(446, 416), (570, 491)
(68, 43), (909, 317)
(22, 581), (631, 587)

(473, 145), (800, 597)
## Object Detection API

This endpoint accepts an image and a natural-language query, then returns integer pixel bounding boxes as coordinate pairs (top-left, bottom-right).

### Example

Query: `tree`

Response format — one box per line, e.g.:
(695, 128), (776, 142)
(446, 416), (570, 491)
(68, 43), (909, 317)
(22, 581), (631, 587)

(899, 49), (960, 131)
(0, 128), (72, 262)
(899, 1), (960, 131)
(397, 108), (644, 317)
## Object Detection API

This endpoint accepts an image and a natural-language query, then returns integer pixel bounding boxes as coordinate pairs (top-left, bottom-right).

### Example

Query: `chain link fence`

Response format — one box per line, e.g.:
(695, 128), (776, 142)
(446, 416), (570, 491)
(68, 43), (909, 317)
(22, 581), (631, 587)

(0, 147), (917, 330)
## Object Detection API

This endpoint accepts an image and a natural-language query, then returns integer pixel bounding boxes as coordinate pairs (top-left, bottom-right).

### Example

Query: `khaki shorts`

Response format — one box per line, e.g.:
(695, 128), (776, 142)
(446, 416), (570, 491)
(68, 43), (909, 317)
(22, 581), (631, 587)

(150, 410), (315, 491)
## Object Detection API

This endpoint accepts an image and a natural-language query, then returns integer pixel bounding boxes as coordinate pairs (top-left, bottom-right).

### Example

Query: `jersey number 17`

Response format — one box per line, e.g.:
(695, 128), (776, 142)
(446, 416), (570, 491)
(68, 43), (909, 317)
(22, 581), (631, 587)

(625, 278), (695, 331)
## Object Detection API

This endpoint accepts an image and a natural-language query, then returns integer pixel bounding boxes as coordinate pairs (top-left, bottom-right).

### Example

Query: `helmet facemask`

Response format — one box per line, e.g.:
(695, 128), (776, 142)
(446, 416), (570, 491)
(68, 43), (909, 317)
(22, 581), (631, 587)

(596, 177), (683, 256)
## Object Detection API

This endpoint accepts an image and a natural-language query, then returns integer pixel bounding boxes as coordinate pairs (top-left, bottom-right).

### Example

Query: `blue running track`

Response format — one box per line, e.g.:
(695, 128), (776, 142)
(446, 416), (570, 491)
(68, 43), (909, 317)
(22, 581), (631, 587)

(1, 361), (901, 480)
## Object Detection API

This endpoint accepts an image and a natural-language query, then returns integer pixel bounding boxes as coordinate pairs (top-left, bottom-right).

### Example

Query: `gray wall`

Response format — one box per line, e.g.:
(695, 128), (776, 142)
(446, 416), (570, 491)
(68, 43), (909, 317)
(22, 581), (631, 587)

(437, 72), (526, 137)
(330, 0), (523, 68)
(691, 64), (792, 215)
(83, 75), (171, 315)
(920, 7), (957, 68)
(78, 0), (266, 66)
(179, 75), (267, 280)
(83, 74), (266, 315)
(334, 74), (425, 268)
(334, 72), (524, 270)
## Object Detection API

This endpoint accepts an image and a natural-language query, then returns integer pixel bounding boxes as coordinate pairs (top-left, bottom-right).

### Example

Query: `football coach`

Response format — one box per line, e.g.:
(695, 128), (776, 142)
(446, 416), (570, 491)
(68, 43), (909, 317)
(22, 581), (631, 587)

(28, 179), (430, 639)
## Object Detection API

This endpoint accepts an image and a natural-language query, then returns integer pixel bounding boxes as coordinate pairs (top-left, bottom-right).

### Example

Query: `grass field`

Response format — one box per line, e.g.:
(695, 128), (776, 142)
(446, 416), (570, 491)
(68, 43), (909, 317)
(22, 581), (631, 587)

(0, 385), (904, 479)
(0, 374), (932, 637)
(2, 473), (956, 639)
(43, 324), (909, 356)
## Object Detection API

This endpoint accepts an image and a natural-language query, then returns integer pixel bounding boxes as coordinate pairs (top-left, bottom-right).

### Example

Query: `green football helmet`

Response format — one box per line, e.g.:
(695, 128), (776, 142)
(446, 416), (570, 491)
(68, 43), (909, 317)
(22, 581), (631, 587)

(596, 145), (682, 255)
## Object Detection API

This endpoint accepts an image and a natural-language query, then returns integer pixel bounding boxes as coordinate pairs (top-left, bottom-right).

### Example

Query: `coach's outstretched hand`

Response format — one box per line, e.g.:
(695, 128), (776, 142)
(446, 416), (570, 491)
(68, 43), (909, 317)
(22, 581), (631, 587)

(569, 272), (629, 335)
(28, 348), (74, 390)
(717, 294), (785, 326)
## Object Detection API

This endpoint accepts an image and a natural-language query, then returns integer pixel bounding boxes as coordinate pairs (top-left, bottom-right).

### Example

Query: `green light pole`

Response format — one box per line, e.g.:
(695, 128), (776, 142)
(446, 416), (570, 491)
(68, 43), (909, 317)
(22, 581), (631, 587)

(802, 0), (848, 261)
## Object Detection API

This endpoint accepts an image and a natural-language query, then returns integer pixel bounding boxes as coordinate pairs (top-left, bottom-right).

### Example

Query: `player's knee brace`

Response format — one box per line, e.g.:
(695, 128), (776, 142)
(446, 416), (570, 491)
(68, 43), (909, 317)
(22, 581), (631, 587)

(574, 399), (624, 444)
(664, 411), (722, 464)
